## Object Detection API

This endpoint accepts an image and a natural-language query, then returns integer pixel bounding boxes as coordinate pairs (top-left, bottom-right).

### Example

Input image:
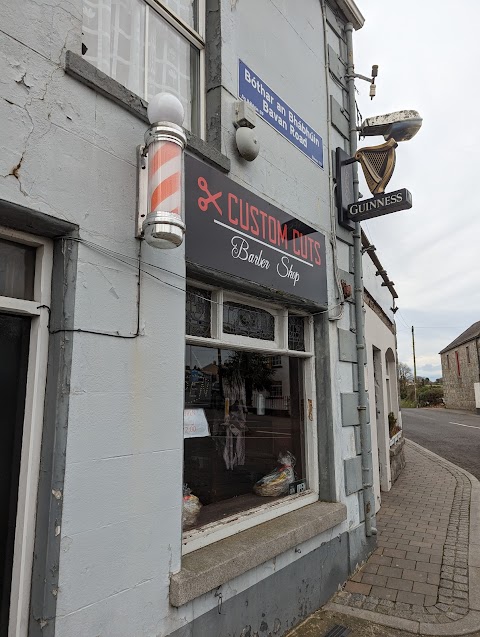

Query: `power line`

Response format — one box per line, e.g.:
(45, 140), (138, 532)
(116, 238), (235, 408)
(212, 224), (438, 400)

(63, 237), (345, 318)
(397, 310), (410, 330)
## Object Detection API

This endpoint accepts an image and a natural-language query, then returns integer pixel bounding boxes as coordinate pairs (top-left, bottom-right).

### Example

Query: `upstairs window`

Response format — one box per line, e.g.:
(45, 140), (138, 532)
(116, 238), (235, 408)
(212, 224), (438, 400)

(82, 0), (204, 135)
(466, 346), (471, 364)
(455, 351), (461, 377)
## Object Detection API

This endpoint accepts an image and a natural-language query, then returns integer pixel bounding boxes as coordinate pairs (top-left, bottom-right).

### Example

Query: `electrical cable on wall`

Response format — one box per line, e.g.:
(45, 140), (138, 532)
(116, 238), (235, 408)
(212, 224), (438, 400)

(53, 237), (345, 327)
(38, 239), (143, 339)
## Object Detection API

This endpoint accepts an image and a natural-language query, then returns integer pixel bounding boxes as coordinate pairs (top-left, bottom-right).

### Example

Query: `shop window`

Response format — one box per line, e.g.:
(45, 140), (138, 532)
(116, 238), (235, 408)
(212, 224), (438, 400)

(0, 238), (36, 300)
(183, 287), (315, 547)
(223, 302), (275, 341)
(82, 0), (204, 135)
(186, 286), (211, 338)
(184, 345), (305, 529)
(288, 314), (305, 352)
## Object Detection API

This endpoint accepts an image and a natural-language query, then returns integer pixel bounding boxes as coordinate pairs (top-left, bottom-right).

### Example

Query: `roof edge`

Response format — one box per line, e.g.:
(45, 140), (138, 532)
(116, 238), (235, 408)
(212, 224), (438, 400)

(438, 321), (480, 354)
(334, 0), (365, 30)
(439, 335), (480, 355)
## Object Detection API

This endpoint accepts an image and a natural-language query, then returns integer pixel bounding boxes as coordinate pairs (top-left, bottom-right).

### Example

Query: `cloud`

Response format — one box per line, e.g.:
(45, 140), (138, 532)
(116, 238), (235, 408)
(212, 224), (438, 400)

(355, 1), (480, 373)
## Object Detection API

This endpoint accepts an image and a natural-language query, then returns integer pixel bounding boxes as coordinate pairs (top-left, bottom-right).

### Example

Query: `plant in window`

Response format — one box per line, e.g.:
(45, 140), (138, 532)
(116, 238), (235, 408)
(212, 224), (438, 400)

(388, 411), (401, 438)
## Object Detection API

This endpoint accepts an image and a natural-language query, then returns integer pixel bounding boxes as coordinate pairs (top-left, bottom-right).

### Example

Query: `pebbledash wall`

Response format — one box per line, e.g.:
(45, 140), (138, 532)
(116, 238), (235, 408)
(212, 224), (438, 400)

(0, 1), (397, 636)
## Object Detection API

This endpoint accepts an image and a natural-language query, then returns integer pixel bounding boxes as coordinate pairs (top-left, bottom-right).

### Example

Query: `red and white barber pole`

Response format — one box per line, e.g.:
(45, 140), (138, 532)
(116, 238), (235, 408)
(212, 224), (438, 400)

(142, 93), (187, 249)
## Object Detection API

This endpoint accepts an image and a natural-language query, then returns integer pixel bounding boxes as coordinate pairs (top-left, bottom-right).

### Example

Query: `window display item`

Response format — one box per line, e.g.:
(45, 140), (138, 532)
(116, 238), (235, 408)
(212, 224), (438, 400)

(253, 452), (296, 497)
(182, 485), (202, 529)
(221, 378), (248, 470)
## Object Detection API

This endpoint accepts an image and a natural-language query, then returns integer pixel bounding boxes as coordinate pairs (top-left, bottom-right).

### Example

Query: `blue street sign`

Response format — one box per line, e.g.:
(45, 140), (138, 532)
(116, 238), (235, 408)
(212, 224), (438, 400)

(238, 60), (324, 168)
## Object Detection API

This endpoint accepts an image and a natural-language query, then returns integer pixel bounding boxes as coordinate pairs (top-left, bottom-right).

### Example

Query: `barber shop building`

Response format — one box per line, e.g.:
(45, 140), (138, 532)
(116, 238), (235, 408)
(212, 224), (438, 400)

(0, 0), (403, 635)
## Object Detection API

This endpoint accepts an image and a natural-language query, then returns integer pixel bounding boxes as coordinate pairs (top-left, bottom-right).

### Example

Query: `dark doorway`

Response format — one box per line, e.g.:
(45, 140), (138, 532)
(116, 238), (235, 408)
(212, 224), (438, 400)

(0, 312), (30, 633)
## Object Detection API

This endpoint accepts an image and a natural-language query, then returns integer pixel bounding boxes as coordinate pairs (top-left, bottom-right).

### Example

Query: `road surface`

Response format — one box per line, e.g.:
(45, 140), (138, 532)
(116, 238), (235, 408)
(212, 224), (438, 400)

(402, 407), (480, 480)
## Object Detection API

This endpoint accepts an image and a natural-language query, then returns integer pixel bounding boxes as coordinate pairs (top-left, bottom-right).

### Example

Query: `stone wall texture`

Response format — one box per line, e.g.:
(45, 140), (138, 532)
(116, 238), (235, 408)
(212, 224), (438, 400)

(441, 339), (480, 411)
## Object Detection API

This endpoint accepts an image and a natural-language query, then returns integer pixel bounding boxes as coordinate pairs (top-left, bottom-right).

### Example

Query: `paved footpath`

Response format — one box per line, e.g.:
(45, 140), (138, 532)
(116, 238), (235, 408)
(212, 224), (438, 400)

(322, 439), (480, 635)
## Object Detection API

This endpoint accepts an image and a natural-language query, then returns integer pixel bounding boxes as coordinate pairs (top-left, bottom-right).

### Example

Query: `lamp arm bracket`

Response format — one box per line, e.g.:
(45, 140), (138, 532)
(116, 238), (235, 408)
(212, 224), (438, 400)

(340, 156), (358, 166)
(346, 72), (373, 83)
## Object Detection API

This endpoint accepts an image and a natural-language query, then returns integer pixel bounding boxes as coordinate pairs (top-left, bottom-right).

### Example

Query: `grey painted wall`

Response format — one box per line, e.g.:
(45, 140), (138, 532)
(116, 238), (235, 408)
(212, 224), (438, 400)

(169, 532), (350, 637)
(0, 0), (376, 635)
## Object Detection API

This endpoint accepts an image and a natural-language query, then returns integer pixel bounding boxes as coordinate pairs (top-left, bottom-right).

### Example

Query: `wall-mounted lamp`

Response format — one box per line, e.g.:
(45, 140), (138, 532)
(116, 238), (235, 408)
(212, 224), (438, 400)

(359, 110), (423, 142)
(233, 100), (260, 161)
(136, 93), (186, 249)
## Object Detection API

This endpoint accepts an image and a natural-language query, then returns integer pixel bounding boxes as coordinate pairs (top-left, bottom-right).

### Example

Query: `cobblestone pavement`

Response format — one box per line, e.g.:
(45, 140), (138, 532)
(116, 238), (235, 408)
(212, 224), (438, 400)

(328, 439), (479, 631)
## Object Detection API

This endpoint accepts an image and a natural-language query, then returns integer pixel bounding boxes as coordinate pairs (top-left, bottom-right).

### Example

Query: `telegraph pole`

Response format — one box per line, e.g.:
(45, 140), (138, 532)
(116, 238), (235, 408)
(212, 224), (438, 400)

(412, 326), (418, 407)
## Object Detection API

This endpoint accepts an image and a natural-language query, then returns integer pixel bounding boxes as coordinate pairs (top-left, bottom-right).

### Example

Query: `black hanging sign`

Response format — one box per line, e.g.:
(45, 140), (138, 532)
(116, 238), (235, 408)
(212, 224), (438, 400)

(347, 188), (412, 222)
(185, 154), (328, 306)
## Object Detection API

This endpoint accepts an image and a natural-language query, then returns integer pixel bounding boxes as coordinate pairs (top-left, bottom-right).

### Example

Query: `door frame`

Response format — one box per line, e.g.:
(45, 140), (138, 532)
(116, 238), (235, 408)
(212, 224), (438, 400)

(0, 226), (53, 637)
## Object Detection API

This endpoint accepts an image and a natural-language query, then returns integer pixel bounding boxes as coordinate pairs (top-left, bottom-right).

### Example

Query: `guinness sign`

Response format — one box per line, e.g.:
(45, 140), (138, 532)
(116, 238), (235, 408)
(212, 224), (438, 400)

(348, 188), (412, 222)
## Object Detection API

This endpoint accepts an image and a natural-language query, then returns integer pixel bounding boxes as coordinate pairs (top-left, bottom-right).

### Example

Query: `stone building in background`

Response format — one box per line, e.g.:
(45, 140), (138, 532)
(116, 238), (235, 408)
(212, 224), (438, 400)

(440, 321), (480, 413)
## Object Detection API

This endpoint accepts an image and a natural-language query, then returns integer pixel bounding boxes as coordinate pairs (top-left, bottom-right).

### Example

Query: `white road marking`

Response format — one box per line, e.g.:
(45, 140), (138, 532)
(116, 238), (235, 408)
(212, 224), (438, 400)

(449, 421), (480, 430)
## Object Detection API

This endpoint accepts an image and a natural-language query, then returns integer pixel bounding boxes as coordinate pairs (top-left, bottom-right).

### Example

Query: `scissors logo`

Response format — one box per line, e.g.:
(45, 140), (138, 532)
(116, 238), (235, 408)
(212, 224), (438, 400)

(198, 176), (222, 216)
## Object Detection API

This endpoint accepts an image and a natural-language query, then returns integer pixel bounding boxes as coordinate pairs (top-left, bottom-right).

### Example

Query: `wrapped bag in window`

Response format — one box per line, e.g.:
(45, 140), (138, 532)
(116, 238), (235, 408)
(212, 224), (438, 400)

(253, 452), (296, 497)
(182, 485), (202, 529)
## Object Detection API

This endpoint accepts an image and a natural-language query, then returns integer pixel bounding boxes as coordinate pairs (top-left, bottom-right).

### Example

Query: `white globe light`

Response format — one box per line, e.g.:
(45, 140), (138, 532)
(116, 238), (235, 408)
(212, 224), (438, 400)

(147, 92), (185, 126)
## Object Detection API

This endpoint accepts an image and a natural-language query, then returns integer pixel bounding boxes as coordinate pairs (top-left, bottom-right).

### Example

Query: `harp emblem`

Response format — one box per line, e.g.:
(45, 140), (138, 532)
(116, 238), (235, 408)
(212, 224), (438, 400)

(355, 138), (398, 195)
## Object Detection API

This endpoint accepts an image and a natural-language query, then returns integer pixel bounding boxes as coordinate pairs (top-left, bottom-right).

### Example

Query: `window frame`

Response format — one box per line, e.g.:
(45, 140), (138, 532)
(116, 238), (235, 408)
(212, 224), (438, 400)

(0, 226), (53, 637)
(83, 0), (206, 138)
(144, 0), (206, 137)
(183, 281), (319, 555)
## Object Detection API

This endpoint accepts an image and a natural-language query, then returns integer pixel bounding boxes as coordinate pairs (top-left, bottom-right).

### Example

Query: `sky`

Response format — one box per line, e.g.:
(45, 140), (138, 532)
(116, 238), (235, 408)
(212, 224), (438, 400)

(353, 0), (480, 381)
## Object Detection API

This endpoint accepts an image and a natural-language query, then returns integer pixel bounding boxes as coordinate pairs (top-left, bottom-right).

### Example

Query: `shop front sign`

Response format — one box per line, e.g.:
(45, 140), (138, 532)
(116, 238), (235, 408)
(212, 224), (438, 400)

(185, 155), (328, 306)
(238, 60), (324, 168)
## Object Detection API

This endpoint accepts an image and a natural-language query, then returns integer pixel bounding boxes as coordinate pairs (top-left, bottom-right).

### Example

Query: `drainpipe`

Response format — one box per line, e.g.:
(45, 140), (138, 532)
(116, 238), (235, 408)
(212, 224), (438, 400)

(345, 22), (377, 537)
(321, 0), (345, 322)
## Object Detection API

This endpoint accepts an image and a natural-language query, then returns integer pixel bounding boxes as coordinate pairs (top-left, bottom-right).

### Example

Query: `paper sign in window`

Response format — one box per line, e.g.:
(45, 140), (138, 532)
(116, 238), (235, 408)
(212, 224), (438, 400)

(184, 408), (210, 438)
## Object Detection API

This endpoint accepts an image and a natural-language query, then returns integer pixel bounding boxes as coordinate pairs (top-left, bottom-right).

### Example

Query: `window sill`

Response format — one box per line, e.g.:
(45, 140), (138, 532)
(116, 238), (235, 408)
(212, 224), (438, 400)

(170, 500), (346, 607)
(64, 51), (230, 174)
(183, 491), (319, 554)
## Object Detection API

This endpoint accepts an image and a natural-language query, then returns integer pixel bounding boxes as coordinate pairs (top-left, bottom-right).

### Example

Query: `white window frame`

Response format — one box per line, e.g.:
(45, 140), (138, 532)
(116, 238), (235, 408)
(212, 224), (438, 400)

(144, 0), (206, 137)
(183, 281), (319, 554)
(0, 226), (53, 637)
(83, 0), (206, 138)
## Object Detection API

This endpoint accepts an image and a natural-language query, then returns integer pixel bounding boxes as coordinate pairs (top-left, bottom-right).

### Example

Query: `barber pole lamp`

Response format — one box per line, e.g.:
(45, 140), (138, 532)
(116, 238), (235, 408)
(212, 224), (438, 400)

(140, 93), (186, 248)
